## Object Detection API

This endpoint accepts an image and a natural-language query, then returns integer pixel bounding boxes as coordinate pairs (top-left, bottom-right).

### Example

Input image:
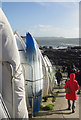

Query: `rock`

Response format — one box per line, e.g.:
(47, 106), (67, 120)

(40, 46), (81, 68)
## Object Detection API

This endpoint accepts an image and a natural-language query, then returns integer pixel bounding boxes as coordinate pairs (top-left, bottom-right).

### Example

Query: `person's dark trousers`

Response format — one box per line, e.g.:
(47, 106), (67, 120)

(72, 100), (75, 110)
(68, 100), (71, 109)
(57, 79), (60, 86)
(68, 100), (75, 109)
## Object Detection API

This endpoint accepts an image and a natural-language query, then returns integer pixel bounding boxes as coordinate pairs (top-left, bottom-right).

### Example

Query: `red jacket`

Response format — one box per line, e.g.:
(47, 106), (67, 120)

(64, 73), (79, 100)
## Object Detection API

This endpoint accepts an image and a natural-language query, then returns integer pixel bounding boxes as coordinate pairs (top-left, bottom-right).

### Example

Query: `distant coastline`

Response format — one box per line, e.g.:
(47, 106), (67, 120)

(21, 36), (79, 48)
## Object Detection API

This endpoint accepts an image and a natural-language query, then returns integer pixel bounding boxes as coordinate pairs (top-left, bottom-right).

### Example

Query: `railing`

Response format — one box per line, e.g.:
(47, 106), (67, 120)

(21, 63), (33, 117)
(21, 63), (44, 118)
(2, 61), (15, 118)
(0, 93), (11, 119)
(1, 61), (56, 118)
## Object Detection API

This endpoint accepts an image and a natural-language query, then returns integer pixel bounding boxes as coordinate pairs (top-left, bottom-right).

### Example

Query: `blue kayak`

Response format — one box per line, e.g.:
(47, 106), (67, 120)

(26, 32), (43, 115)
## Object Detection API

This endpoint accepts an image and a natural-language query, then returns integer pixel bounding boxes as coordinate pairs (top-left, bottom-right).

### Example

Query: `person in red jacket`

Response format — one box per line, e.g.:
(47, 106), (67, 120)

(64, 73), (79, 113)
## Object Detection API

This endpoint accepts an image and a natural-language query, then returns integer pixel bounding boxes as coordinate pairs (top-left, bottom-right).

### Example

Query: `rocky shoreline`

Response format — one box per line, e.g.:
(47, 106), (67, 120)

(40, 46), (81, 69)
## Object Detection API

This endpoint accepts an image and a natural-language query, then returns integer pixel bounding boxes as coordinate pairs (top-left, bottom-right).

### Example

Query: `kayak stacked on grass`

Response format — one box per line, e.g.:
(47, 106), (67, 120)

(14, 32), (56, 115)
(26, 32), (43, 115)
(14, 31), (26, 64)
(14, 32), (30, 108)
(43, 55), (55, 93)
(40, 54), (49, 98)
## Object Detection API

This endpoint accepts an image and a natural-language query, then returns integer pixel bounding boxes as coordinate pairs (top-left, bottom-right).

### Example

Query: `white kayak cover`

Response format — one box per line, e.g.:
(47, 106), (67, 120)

(14, 32), (26, 64)
(14, 32), (30, 108)
(42, 55), (49, 97)
(44, 55), (54, 92)
(0, 8), (28, 118)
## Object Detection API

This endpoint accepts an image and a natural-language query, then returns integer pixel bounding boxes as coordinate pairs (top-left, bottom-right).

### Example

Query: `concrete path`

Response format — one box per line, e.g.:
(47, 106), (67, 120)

(29, 73), (80, 120)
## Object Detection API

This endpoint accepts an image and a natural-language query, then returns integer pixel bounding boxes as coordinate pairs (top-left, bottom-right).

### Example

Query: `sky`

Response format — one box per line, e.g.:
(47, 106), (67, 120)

(1, 1), (79, 38)
(0, 1), (2, 7)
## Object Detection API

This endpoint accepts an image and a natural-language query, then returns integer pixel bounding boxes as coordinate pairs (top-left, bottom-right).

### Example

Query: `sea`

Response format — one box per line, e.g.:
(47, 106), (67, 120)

(35, 37), (79, 48)
(23, 37), (79, 49)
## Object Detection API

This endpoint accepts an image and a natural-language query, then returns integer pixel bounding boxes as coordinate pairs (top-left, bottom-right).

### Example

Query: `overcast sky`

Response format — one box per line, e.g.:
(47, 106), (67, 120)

(1, 1), (79, 38)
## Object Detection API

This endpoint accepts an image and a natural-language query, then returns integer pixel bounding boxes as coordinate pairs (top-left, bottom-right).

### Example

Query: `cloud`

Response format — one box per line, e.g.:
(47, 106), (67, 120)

(36, 2), (53, 7)
(22, 24), (79, 38)
(37, 25), (52, 30)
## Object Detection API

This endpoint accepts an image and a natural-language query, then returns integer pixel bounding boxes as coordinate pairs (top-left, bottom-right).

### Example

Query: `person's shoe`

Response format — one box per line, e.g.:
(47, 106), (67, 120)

(72, 109), (75, 113)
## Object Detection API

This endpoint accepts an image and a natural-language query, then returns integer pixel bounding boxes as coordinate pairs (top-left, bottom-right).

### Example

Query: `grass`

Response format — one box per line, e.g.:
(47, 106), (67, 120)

(40, 104), (44, 109)
(40, 90), (59, 111)
(52, 96), (56, 102)
(61, 82), (63, 85)
(43, 104), (54, 110)
(52, 91), (59, 103)
(40, 104), (54, 111)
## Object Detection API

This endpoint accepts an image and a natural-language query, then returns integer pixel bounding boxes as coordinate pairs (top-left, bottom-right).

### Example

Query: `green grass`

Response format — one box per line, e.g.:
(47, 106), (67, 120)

(61, 82), (63, 85)
(40, 104), (54, 111)
(52, 91), (59, 103)
(52, 96), (56, 103)
(43, 104), (54, 110)
(40, 91), (59, 111)
(40, 104), (44, 109)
